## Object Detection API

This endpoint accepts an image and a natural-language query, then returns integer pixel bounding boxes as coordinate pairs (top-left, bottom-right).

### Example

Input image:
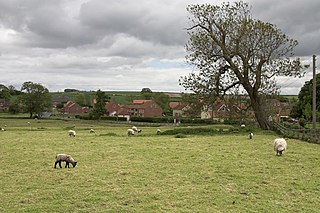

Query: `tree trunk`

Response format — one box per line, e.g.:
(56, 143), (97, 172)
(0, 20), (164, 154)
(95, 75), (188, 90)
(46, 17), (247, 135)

(250, 95), (270, 130)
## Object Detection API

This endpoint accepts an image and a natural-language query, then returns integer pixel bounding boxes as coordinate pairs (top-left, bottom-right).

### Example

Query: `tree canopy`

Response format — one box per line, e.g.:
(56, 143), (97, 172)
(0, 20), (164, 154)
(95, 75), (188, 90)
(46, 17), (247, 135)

(20, 81), (51, 118)
(90, 89), (109, 119)
(290, 73), (320, 120)
(180, 1), (305, 129)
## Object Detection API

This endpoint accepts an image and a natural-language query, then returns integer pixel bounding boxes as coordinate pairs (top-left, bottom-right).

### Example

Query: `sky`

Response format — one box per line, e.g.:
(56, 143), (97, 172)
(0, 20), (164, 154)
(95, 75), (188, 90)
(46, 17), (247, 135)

(0, 0), (319, 95)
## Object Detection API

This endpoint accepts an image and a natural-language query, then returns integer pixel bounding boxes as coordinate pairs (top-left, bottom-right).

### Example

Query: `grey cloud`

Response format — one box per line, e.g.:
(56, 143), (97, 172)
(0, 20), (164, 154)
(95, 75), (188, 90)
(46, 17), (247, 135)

(249, 0), (320, 56)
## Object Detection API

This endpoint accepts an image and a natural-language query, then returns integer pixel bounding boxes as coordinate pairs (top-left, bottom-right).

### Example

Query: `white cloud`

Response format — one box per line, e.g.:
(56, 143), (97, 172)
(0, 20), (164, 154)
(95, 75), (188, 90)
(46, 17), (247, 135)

(0, 0), (319, 94)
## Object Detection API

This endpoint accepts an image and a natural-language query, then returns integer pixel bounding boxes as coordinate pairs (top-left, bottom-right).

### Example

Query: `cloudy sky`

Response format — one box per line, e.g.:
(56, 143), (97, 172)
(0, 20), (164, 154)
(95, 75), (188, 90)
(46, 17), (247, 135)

(0, 0), (319, 94)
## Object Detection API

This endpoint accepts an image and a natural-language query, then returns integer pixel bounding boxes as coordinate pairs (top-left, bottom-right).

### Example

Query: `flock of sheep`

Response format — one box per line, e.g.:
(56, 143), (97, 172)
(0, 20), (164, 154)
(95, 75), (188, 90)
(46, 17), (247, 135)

(56, 126), (288, 169)
(0, 122), (289, 169)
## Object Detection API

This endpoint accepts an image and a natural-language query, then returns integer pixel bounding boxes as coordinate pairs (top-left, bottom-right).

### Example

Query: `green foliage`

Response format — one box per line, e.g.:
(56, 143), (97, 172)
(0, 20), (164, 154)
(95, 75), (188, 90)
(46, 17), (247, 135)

(182, 2), (305, 130)
(161, 126), (237, 135)
(174, 133), (187, 138)
(90, 89), (108, 119)
(20, 81), (51, 118)
(291, 73), (320, 119)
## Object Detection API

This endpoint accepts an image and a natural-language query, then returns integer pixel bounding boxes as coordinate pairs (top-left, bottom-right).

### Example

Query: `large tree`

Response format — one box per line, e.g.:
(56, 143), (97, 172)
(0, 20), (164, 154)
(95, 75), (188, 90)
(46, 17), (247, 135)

(290, 73), (320, 120)
(20, 81), (51, 118)
(91, 89), (109, 119)
(180, 2), (305, 129)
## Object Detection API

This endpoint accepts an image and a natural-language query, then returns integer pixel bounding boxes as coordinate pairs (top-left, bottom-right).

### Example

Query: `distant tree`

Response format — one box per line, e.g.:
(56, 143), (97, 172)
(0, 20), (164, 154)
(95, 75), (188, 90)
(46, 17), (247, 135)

(8, 98), (22, 114)
(90, 90), (109, 119)
(64, 89), (79, 92)
(181, 93), (204, 117)
(152, 92), (171, 115)
(180, 2), (306, 129)
(290, 73), (320, 120)
(141, 88), (152, 93)
(0, 84), (11, 100)
(20, 81), (51, 118)
(141, 88), (153, 100)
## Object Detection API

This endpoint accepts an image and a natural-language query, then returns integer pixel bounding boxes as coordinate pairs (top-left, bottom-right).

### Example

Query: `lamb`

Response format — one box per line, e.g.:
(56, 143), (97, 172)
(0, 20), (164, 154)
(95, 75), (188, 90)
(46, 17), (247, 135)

(127, 128), (135, 136)
(273, 138), (287, 156)
(68, 130), (76, 137)
(157, 129), (162, 135)
(89, 129), (95, 133)
(248, 132), (253, 139)
(54, 154), (77, 168)
(132, 126), (142, 133)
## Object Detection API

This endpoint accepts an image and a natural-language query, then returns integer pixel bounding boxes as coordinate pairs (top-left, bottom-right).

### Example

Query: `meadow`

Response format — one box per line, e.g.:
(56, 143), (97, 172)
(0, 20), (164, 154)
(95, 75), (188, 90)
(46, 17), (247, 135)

(0, 118), (319, 212)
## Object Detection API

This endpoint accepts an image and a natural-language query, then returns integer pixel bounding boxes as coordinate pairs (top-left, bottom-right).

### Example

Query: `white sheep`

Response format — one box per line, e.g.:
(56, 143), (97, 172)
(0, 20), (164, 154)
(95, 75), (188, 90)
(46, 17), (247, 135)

(127, 128), (135, 136)
(89, 129), (95, 133)
(132, 126), (142, 133)
(241, 124), (246, 128)
(157, 129), (162, 135)
(273, 138), (287, 156)
(248, 132), (253, 139)
(0, 127), (5, 131)
(54, 154), (77, 168)
(68, 130), (76, 137)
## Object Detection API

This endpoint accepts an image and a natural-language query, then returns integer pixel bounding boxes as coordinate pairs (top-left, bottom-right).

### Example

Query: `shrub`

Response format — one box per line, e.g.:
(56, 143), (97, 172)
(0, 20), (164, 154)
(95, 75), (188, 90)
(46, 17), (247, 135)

(175, 133), (187, 138)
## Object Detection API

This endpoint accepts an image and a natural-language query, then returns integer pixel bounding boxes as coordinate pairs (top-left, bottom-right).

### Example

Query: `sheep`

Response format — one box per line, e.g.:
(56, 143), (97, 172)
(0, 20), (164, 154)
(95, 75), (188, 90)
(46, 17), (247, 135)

(127, 128), (135, 136)
(132, 126), (142, 133)
(89, 129), (95, 133)
(157, 129), (162, 135)
(54, 154), (77, 168)
(0, 127), (5, 131)
(273, 138), (287, 156)
(248, 132), (253, 139)
(132, 126), (138, 132)
(68, 130), (76, 137)
(241, 124), (246, 128)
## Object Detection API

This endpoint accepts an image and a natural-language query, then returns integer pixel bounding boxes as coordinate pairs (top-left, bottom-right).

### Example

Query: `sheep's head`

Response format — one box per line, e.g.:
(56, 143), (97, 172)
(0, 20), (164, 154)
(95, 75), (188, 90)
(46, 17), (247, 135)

(72, 162), (77, 167)
(277, 146), (285, 155)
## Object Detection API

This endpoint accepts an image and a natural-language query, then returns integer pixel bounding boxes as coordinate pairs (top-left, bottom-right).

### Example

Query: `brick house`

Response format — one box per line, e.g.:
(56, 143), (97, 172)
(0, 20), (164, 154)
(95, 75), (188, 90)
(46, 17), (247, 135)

(60, 101), (90, 115)
(105, 100), (122, 116)
(170, 102), (189, 118)
(0, 99), (10, 112)
(117, 100), (163, 117)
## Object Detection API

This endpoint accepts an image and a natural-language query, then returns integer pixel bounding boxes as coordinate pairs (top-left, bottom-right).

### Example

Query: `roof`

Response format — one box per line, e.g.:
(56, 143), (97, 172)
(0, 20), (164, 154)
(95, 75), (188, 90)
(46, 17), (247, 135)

(132, 100), (152, 104)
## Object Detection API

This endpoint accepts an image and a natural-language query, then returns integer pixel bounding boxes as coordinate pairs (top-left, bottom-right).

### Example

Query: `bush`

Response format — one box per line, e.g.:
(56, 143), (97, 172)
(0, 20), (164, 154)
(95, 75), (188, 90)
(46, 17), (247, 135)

(299, 118), (306, 128)
(174, 133), (187, 138)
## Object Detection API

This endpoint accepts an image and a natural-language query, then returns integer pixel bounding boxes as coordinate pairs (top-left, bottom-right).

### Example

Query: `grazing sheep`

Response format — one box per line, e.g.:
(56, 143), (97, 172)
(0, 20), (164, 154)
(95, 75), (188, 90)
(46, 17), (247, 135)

(0, 127), (5, 131)
(157, 129), (162, 135)
(68, 130), (76, 137)
(127, 128), (135, 136)
(131, 126), (142, 133)
(89, 129), (95, 133)
(241, 124), (246, 128)
(248, 132), (253, 139)
(54, 154), (77, 168)
(273, 138), (287, 156)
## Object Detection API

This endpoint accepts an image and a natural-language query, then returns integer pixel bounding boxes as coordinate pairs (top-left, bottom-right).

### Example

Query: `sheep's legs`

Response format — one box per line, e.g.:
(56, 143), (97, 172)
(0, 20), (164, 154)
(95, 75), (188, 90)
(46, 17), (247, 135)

(54, 161), (62, 168)
(65, 162), (70, 168)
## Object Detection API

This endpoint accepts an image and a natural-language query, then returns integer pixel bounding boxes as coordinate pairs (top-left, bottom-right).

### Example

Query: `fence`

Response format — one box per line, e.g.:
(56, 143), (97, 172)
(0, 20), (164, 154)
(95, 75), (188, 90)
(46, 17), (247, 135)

(271, 121), (319, 144)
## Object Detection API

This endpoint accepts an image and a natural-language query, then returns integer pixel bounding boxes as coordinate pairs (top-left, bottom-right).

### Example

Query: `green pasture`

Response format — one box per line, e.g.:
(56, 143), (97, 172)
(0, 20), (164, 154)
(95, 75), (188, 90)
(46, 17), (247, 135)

(0, 119), (319, 212)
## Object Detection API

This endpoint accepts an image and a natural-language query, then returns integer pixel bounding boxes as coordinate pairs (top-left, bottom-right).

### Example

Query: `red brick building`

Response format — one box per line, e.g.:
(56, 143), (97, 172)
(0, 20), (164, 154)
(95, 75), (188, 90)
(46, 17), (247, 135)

(117, 100), (163, 117)
(60, 101), (90, 115)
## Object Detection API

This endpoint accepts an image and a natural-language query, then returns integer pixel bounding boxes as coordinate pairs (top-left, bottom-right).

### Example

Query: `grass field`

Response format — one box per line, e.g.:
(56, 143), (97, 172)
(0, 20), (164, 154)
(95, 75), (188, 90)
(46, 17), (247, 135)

(0, 119), (319, 212)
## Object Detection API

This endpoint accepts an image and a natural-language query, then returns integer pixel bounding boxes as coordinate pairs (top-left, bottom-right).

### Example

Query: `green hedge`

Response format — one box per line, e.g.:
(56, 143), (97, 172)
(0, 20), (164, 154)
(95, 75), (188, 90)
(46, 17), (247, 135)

(160, 127), (237, 136)
(78, 115), (127, 121)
